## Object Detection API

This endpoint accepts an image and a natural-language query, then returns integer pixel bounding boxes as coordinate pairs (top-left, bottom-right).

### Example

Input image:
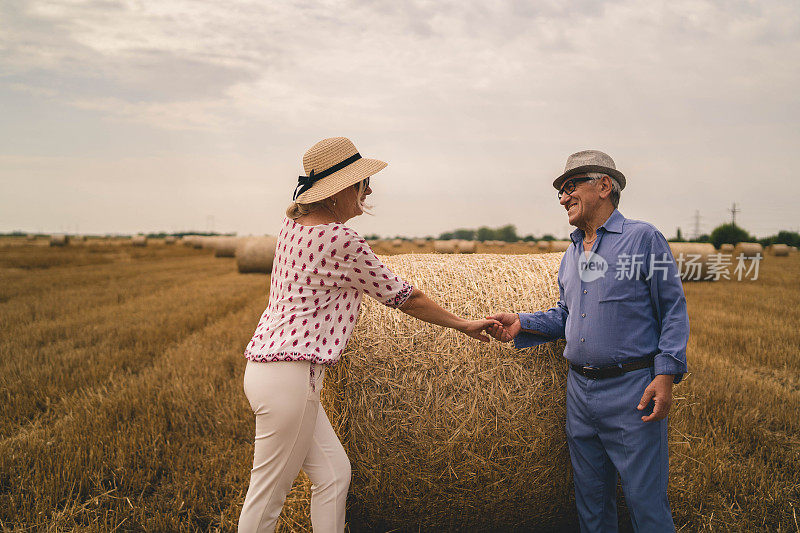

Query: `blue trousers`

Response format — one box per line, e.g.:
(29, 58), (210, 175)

(566, 367), (674, 533)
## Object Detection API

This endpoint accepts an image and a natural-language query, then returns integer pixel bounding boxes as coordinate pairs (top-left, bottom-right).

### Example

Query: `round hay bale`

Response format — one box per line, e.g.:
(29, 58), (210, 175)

(668, 242), (715, 281)
(235, 236), (277, 274)
(537, 241), (551, 250)
(49, 234), (69, 247)
(769, 243), (789, 257)
(131, 235), (148, 247)
(719, 243), (734, 253)
(413, 239), (427, 248)
(790, 246), (798, 253)
(213, 236), (239, 257)
(25, 234), (36, 241)
(391, 239), (403, 247)
(433, 240), (457, 253)
(527, 241), (537, 248)
(201, 236), (219, 250)
(455, 240), (477, 253)
(733, 242), (763, 259)
(548, 240), (571, 252)
(164, 235), (177, 245)
(323, 253), (570, 530)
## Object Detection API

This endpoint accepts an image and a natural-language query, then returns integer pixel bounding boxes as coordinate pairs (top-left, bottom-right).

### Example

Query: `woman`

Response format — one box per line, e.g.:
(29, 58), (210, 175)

(238, 137), (497, 532)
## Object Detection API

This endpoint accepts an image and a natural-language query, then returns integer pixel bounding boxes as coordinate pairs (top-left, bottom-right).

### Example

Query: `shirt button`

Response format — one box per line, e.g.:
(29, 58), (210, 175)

(580, 338), (585, 342)
(583, 289), (588, 294)
(581, 313), (586, 317)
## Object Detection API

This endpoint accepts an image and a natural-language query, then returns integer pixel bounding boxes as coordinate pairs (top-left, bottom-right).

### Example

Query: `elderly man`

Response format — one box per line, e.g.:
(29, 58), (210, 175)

(489, 150), (689, 532)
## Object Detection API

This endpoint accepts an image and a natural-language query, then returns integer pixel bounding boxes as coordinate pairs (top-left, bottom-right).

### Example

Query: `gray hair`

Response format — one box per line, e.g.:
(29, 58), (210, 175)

(586, 172), (621, 208)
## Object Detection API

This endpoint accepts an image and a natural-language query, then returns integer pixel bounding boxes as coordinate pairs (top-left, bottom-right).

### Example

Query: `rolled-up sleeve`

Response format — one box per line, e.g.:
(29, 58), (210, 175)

(644, 231), (690, 383)
(514, 275), (569, 350)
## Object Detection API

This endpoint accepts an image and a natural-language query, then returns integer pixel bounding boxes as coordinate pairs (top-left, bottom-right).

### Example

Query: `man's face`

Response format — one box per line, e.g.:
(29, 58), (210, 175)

(558, 174), (601, 227)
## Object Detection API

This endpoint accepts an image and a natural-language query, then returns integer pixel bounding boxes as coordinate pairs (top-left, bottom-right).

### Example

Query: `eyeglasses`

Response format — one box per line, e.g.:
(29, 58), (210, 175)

(354, 177), (370, 190)
(558, 177), (594, 200)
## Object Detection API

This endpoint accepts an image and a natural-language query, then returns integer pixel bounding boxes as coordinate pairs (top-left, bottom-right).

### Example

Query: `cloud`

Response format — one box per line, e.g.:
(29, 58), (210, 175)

(1, 0), (799, 236)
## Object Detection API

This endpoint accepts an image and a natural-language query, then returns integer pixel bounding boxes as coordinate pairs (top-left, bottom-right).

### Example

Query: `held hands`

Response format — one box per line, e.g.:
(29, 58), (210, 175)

(485, 313), (522, 343)
(637, 374), (674, 422)
(458, 318), (503, 343)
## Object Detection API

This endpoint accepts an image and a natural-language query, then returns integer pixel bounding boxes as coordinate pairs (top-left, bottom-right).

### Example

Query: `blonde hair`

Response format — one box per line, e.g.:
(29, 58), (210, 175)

(286, 179), (372, 219)
(286, 200), (326, 219)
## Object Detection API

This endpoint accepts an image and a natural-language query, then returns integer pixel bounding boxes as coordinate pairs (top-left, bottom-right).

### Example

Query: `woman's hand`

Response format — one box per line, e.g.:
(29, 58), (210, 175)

(399, 289), (500, 342)
(457, 318), (502, 343)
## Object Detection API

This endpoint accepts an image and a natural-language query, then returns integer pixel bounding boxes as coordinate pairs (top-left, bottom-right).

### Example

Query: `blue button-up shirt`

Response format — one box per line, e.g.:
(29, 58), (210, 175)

(514, 209), (689, 383)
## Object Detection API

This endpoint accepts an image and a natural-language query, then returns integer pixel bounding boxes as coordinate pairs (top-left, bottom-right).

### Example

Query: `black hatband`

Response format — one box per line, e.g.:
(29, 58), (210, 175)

(293, 153), (362, 201)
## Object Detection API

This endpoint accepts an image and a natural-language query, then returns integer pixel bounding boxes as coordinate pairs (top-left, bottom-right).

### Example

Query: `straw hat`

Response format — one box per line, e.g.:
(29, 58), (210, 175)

(293, 137), (387, 204)
(553, 150), (626, 190)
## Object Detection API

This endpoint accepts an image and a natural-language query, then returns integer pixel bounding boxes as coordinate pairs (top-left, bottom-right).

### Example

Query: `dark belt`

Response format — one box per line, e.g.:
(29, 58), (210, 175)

(570, 355), (655, 380)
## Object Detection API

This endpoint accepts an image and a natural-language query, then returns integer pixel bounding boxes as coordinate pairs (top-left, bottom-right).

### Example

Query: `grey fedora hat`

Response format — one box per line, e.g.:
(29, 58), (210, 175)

(553, 150), (626, 190)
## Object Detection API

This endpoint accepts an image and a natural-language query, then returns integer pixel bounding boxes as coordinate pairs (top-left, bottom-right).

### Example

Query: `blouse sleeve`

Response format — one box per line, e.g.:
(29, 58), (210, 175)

(338, 231), (414, 308)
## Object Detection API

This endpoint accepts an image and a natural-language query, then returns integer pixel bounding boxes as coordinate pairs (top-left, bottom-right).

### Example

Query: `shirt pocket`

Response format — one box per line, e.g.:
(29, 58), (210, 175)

(598, 273), (640, 303)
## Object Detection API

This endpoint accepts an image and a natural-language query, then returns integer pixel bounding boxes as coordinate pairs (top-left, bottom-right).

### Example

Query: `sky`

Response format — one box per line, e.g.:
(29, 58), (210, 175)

(1, 0), (799, 239)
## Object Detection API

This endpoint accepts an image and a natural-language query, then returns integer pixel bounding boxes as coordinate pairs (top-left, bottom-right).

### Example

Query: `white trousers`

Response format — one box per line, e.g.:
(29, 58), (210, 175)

(238, 360), (351, 533)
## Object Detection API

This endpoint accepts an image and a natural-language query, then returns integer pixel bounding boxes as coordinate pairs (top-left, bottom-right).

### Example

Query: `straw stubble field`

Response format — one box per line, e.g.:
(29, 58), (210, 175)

(0, 238), (798, 531)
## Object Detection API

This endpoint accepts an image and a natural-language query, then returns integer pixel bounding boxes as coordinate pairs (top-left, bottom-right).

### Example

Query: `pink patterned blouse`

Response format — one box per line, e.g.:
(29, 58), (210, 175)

(244, 217), (414, 366)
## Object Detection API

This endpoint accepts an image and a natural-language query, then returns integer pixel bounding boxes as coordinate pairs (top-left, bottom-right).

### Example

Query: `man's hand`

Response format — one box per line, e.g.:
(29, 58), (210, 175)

(637, 374), (674, 422)
(486, 313), (521, 343)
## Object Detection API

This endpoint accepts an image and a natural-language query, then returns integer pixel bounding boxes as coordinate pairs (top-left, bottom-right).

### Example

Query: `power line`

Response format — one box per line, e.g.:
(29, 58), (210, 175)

(729, 202), (740, 226)
(692, 210), (701, 240)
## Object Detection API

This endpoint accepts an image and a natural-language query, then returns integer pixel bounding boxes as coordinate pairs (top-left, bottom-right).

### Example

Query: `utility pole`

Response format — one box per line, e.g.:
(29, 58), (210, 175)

(692, 210), (701, 240)
(729, 202), (739, 227)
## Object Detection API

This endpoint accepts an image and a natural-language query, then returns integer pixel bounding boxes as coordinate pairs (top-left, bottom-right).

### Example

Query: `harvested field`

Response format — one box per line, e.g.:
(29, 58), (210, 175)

(0, 238), (798, 531)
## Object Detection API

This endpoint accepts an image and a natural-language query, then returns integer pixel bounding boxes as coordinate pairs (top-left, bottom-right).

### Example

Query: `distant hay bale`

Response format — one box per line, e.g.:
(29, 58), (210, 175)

(537, 241), (550, 250)
(668, 242), (716, 281)
(413, 239), (427, 248)
(733, 242), (763, 259)
(769, 244), (789, 257)
(433, 240), (457, 253)
(235, 236), (277, 274)
(391, 239), (403, 247)
(457, 240), (477, 253)
(72, 235), (85, 243)
(201, 236), (219, 250)
(527, 241), (537, 247)
(164, 236), (177, 245)
(131, 235), (148, 247)
(321, 253), (571, 530)
(49, 234), (69, 247)
(719, 243), (734, 253)
(26, 234), (36, 241)
(548, 241), (571, 252)
(213, 237), (239, 257)
(790, 246), (798, 253)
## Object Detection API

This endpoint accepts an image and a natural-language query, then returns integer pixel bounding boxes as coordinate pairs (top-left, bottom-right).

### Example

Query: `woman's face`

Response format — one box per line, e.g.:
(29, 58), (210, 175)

(331, 179), (372, 222)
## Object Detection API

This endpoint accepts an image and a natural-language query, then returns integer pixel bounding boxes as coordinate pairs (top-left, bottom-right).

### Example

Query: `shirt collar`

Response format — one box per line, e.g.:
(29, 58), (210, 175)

(569, 209), (626, 243)
(600, 209), (625, 234)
